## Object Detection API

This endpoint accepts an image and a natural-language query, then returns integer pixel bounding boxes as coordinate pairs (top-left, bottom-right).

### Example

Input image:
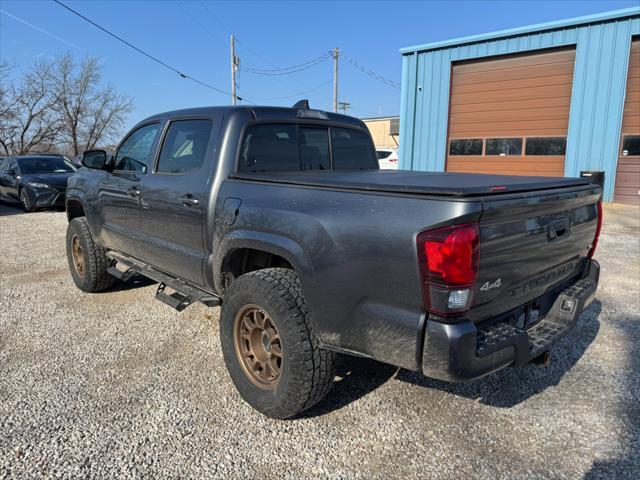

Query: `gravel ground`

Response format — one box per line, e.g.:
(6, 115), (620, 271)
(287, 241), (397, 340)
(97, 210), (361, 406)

(0, 202), (638, 479)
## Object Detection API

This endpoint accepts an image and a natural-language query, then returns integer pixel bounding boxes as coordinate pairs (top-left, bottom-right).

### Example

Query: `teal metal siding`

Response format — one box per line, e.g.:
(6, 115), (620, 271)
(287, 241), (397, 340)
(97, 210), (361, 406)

(400, 10), (640, 201)
(565, 20), (636, 202)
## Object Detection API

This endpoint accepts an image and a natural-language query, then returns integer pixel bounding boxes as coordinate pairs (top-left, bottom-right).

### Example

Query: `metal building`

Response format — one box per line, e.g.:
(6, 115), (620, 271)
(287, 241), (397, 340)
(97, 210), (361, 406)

(399, 7), (640, 204)
(362, 116), (400, 149)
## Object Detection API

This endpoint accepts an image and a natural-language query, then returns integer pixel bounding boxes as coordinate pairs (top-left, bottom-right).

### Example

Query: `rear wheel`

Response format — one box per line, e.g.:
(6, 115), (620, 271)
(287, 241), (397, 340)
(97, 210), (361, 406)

(19, 189), (36, 212)
(233, 304), (283, 389)
(220, 268), (335, 419)
(66, 217), (116, 292)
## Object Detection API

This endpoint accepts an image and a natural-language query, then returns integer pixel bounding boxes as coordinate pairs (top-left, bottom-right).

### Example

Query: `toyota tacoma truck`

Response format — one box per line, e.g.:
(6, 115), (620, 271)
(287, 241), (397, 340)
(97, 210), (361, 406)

(65, 103), (601, 419)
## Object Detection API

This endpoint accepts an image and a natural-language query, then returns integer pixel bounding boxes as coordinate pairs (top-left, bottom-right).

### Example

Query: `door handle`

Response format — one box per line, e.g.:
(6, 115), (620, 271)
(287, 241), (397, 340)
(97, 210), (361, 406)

(181, 194), (200, 207)
(128, 186), (141, 197)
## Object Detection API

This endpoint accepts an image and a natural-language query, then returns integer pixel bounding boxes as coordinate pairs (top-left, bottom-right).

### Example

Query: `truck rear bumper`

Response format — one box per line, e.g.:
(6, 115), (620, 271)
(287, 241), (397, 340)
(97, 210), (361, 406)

(422, 260), (600, 382)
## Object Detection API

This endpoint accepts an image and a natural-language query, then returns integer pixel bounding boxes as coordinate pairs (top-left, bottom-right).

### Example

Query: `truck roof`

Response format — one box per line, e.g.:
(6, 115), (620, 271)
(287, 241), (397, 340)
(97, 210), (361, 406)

(139, 105), (365, 128)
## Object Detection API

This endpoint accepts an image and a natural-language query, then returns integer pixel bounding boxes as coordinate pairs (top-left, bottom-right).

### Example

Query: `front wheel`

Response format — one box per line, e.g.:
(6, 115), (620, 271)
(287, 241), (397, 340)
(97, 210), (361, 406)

(66, 217), (116, 292)
(19, 188), (37, 212)
(220, 268), (336, 419)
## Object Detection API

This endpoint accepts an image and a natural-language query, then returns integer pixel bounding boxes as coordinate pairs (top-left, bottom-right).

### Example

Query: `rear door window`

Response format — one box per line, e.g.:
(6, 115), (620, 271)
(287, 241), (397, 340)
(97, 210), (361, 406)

(331, 128), (378, 170)
(156, 119), (213, 174)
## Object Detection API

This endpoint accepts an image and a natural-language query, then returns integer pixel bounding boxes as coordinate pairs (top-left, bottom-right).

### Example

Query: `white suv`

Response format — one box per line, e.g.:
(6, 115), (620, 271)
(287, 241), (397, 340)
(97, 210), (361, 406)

(376, 148), (399, 169)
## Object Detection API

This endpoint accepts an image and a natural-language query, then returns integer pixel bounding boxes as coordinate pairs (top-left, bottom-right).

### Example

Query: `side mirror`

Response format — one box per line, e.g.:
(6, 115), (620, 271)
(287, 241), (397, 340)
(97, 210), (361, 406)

(82, 150), (108, 170)
(6, 168), (17, 176)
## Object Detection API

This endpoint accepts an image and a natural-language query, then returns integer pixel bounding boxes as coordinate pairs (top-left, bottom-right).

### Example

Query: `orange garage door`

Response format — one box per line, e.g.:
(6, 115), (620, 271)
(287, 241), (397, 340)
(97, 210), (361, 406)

(614, 39), (640, 206)
(446, 48), (575, 177)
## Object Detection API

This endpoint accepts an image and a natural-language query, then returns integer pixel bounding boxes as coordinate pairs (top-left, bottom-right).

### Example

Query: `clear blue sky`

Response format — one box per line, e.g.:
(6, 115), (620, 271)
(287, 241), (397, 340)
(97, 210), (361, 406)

(1, 0), (637, 130)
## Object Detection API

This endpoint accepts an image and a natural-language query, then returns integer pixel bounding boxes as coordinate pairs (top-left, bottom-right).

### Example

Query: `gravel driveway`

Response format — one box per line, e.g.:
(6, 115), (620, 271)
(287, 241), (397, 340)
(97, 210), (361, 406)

(1, 202), (638, 479)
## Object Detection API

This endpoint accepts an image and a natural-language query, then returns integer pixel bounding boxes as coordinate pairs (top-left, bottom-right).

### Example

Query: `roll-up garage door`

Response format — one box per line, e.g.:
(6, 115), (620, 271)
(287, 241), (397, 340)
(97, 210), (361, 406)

(614, 39), (640, 205)
(446, 48), (575, 177)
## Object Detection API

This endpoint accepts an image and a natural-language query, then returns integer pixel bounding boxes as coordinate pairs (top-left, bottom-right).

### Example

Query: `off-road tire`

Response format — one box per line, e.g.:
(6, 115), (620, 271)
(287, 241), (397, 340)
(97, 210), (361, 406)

(19, 188), (37, 212)
(66, 217), (116, 292)
(220, 268), (336, 419)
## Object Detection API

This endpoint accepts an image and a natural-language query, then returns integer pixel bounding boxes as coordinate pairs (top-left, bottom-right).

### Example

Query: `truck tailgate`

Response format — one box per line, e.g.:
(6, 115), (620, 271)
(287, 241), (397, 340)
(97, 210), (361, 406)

(469, 185), (601, 323)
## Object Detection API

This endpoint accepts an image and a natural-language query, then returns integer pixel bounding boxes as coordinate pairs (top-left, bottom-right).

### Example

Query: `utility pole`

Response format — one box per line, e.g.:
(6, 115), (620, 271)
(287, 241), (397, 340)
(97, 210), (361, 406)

(332, 47), (339, 113)
(230, 34), (237, 105)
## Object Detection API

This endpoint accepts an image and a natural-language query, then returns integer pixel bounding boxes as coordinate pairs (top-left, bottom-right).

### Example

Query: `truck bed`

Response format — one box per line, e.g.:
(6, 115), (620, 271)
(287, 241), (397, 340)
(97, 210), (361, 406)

(231, 170), (593, 197)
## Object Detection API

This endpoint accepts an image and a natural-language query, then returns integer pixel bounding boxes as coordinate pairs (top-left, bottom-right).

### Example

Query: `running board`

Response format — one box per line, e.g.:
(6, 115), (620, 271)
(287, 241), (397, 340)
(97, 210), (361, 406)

(106, 251), (221, 310)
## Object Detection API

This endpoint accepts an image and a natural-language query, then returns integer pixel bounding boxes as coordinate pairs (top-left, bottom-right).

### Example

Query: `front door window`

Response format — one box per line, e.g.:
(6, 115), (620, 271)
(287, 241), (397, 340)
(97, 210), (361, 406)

(114, 123), (161, 173)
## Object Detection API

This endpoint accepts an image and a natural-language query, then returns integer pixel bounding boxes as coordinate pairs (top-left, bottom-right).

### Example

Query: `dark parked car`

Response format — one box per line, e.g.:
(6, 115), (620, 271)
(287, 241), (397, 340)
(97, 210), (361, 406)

(0, 155), (77, 211)
(64, 104), (601, 418)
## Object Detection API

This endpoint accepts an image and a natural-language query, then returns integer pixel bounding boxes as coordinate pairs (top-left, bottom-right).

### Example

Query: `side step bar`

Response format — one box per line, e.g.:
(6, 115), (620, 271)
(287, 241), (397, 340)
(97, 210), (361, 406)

(106, 251), (221, 311)
(155, 282), (193, 312)
(107, 260), (137, 282)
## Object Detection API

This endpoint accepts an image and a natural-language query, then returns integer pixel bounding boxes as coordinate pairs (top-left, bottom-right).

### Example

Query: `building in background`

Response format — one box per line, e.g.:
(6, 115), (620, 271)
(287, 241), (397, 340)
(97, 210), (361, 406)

(399, 7), (640, 204)
(362, 116), (400, 150)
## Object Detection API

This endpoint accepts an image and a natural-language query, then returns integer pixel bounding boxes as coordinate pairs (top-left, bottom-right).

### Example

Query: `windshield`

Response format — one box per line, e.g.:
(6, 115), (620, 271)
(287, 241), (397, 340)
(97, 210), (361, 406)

(17, 157), (76, 174)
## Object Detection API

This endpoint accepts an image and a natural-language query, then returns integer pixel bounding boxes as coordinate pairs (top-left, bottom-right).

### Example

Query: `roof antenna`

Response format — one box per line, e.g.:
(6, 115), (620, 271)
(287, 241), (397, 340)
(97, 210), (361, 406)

(292, 99), (309, 109)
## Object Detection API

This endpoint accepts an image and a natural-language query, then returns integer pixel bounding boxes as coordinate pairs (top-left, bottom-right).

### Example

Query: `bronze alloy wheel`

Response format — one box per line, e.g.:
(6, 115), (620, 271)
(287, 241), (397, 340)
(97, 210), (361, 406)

(71, 235), (85, 276)
(233, 304), (283, 389)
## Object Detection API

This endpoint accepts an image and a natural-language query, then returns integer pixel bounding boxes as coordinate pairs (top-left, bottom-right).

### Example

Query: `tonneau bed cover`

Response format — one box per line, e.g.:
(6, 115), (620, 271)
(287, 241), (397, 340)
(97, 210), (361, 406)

(231, 170), (593, 197)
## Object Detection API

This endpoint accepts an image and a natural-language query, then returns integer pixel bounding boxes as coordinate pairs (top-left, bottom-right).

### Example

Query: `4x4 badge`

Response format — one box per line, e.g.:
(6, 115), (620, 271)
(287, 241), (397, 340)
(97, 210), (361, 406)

(480, 279), (502, 292)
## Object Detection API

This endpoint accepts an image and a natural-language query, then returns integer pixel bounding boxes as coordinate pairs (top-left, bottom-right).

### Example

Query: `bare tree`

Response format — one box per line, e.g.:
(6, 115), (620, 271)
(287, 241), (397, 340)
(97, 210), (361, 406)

(0, 61), (12, 114)
(53, 54), (132, 157)
(0, 54), (132, 157)
(0, 62), (16, 155)
(0, 60), (62, 155)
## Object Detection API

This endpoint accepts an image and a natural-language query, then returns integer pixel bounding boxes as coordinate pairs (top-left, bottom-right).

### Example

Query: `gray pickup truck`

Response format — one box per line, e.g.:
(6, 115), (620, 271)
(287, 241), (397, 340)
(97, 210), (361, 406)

(65, 103), (601, 418)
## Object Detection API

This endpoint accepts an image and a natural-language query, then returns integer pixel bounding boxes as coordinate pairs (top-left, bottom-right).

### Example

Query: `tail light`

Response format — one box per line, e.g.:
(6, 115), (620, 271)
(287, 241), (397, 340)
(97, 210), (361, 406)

(417, 223), (480, 317)
(587, 200), (602, 259)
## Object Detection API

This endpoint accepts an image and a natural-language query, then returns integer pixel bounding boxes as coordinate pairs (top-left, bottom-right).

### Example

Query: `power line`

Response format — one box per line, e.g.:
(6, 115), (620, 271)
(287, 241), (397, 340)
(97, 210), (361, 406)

(246, 79), (332, 101)
(348, 105), (389, 118)
(198, 1), (262, 59)
(0, 8), (84, 52)
(173, 1), (227, 51)
(53, 1), (184, 78)
(193, 2), (331, 108)
(197, 0), (303, 73)
(342, 54), (401, 90)
(52, 0), (245, 101)
(240, 53), (331, 75)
